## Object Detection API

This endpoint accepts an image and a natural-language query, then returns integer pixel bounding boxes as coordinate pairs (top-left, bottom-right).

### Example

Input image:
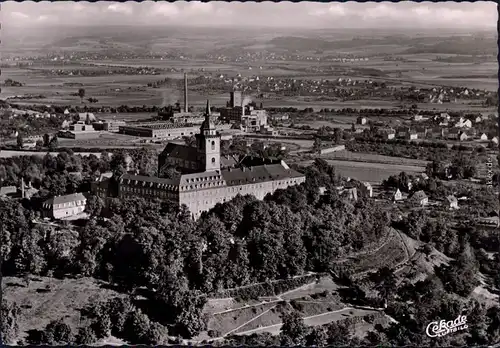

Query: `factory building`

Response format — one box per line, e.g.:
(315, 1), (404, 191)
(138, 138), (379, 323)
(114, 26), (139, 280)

(118, 122), (200, 139)
(159, 73), (218, 125)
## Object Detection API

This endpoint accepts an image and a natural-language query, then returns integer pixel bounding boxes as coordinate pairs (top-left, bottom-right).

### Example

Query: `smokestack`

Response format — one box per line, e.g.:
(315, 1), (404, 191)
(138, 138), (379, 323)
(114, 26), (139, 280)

(184, 73), (188, 113)
(21, 177), (25, 199)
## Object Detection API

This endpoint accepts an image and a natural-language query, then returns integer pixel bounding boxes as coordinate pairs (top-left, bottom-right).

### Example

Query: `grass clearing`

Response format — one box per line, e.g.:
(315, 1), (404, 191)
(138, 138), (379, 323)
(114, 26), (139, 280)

(207, 302), (279, 336)
(3, 276), (125, 342)
(281, 276), (340, 300)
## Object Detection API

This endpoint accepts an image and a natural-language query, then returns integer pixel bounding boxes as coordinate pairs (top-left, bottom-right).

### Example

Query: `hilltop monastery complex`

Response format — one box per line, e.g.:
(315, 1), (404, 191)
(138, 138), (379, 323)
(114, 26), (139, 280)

(117, 100), (305, 218)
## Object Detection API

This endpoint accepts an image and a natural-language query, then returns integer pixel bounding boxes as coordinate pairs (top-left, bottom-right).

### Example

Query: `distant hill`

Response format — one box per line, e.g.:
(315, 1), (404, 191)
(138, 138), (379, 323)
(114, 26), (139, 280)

(267, 35), (498, 55)
(403, 36), (497, 55)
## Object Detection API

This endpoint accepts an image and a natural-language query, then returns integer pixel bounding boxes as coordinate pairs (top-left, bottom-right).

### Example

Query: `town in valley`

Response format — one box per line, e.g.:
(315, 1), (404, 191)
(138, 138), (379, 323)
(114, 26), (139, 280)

(0, 1), (499, 346)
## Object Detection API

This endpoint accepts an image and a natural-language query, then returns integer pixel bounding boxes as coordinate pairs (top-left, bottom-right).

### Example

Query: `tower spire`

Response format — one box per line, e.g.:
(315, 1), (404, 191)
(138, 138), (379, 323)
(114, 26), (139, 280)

(205, 99), (211, 118)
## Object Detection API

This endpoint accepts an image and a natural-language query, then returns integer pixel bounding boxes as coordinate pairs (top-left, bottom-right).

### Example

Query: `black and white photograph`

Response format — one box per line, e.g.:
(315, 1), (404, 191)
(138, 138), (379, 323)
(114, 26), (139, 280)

(0, 1), (499, 346)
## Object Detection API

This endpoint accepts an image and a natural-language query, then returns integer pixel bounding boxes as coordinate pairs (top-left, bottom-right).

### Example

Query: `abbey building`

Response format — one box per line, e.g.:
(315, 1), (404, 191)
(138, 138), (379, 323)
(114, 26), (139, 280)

(118, 100), (305, 219)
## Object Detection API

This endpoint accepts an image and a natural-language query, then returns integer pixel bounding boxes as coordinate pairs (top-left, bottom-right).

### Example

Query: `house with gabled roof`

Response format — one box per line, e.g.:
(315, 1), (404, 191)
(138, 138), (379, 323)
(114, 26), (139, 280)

(409, 190), (428, 206)
(42, 192), (87, 219)
(392, 188), (403, 202)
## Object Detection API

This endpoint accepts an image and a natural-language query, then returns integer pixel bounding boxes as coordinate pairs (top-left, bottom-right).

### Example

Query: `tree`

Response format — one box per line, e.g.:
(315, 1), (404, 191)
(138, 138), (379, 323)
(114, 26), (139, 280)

(313, 137), (322, 152)
(42, 319), (73, 345)
(372, 267), (397, 304)
(74, 326), (97, 345)
(48, 136), (58, 151)
(1, 300), (21, 345)
(110, 151), (128, 177)
(16, 134), (23, 149)
(333, 128), (343, 144)
(78, 88), (86, 103)
(279, 310), (308, 346)
(174, 292), (208, 339)
(435, 253), (479, 297)
(43, 133), (50, 147)
(106, 297), (134, 335)
(123, 310), (151, 344)
(85, 195), (104, 217)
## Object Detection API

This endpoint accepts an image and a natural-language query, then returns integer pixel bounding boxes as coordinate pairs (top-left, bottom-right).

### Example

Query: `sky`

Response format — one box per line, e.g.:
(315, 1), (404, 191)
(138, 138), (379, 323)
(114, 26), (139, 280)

(1, 1), (498, 30)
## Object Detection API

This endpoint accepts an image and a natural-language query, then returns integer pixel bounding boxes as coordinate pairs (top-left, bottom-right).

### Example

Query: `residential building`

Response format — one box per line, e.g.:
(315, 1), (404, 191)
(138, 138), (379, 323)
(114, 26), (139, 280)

(447, 127), (461, 140)
(378, 127), (395, 140)
(0, 186), (17, 197)
(480, 133), (488, 141)
(410, 190), (428, 206)
(42, 192), (87, 219)
(458, 132), (468, 141)
(406, 131), (418, 140)
(363, 182), (373, 197)
(357, 116), (367, 125)
(396, 126), (410, 138)
(446, 195), (459, 209)
(393, 188), (403, 202)
(455, 117), (472, 129)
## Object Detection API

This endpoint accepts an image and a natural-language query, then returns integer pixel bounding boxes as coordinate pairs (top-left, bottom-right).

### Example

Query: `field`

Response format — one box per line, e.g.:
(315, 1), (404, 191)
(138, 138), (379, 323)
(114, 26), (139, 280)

(201, 274), (386, 339)
(2, 51), (497, 109)
(318, 150), (430, 167)
(298, 159), (425, 184)
(1, 66), (230, 108)
(2, 276), (127, 343)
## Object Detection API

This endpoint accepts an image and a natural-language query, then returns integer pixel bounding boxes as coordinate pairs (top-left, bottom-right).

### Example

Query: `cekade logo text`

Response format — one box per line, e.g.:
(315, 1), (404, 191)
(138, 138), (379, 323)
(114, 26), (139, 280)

(426, 315), (468, 338)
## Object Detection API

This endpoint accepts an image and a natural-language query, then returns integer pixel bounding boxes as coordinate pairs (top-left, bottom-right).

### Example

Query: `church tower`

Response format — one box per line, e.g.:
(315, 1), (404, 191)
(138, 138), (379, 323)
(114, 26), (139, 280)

(196, 100), (221, 172)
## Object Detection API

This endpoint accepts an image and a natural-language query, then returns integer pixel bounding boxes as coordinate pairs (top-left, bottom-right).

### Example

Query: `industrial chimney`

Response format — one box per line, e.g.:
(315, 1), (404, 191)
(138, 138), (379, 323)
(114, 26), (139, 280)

(184, 73), (188, 113)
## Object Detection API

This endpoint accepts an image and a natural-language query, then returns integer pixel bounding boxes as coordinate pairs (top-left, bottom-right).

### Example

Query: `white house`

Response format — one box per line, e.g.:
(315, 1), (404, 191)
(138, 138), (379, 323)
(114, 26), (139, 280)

(446, 195), (459, 210)
(454, 117), (472, 129)
(393, 188), (403, 202)
(407, 132), (418, 140)
(479, 133), (488, 141)
(357, 116), (367, 125)
(363, 182), (373, 198)
(42, 193), (87, 220)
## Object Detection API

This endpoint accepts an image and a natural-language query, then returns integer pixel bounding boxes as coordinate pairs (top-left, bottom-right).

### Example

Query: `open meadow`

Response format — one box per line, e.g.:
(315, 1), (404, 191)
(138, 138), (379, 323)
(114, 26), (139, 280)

(3, 276), (126, 343)
(298, 159), (426, 184)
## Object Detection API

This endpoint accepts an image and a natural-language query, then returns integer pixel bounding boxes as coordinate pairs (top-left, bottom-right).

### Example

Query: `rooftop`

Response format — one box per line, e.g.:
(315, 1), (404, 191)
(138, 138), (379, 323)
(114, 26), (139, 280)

(44, 192), (87, 206)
